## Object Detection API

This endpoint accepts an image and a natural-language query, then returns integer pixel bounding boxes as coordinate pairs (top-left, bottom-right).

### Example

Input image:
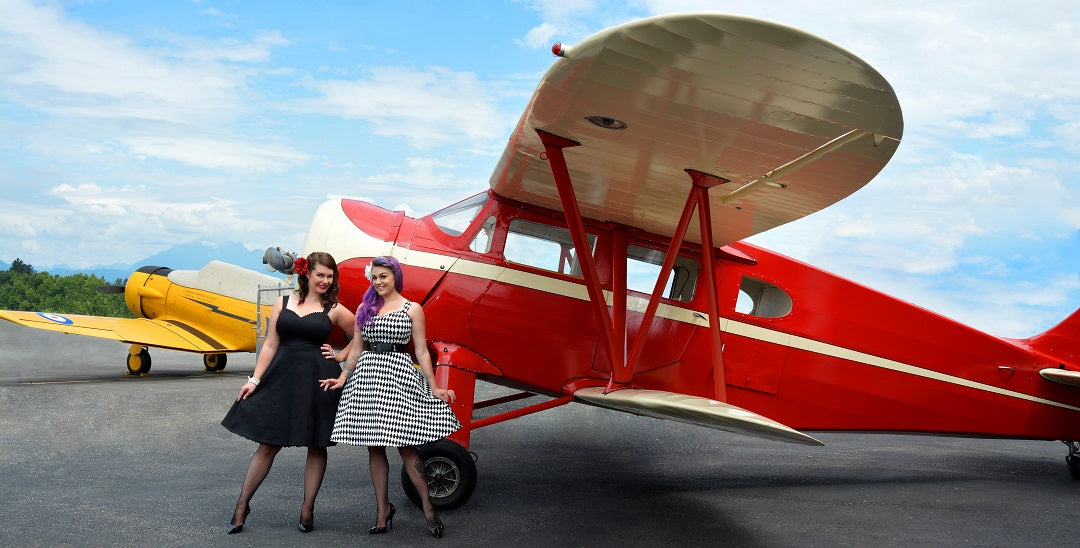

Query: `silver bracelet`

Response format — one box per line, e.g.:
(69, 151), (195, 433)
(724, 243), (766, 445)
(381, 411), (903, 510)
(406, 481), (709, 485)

(247, 376), (261, 386)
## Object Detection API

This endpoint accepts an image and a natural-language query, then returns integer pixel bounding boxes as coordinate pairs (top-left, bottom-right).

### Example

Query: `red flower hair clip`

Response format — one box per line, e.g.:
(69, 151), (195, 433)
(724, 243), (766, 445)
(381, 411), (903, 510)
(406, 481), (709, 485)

(293, 257), (309, 276)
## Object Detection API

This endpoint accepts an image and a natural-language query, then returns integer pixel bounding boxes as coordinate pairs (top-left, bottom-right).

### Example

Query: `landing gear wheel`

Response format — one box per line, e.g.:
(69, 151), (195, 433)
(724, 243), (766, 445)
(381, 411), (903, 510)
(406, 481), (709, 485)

(1068, 455), (1080, 480)
(203, 353), (228, 372)
(1064, 441), (1080, 479)
(126, 346), (151, 375)
(401, 440), (477, 510)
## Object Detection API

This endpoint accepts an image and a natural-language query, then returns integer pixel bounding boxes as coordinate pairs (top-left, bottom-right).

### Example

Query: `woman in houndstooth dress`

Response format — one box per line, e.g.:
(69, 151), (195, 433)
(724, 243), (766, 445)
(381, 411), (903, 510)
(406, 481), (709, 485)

(320, 255), (460, 538)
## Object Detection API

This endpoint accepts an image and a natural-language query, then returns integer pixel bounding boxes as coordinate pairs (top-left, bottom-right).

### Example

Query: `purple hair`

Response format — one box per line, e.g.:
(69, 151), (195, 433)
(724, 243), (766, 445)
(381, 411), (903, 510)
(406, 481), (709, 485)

(356, 255), (404, 329)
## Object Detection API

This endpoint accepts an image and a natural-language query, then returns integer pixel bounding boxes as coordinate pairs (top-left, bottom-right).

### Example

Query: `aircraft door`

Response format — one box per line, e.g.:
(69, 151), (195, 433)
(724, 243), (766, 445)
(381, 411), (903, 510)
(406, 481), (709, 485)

(605, 244), (699, 375)
(467, 218), (601, 389)
(721, 274), (792, 395)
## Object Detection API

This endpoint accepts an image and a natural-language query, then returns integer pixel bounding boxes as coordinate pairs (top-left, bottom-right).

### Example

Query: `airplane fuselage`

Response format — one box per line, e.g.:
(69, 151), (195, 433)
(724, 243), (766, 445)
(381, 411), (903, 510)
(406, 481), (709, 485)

(307, 191), (1080, 443)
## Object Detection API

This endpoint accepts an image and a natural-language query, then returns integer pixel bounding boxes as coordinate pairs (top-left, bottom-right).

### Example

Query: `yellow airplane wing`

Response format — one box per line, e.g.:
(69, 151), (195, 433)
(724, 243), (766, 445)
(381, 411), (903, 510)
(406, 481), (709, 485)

(0, 310), (244, 353)
(491, 13), (903, 246)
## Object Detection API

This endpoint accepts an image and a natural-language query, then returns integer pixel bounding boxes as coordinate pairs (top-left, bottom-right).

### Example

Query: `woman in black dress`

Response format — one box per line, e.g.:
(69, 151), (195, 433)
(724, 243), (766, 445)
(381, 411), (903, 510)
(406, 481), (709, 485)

(220, 251), (355, 534)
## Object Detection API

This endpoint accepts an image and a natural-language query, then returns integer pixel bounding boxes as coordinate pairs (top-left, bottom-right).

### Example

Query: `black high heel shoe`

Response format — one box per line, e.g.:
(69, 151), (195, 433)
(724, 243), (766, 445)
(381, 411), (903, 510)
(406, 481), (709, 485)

(426, 515), (444, 538)
(368, 503), (395, 534)
(226, 503), (251, 535)
(297, 515), (314, 533)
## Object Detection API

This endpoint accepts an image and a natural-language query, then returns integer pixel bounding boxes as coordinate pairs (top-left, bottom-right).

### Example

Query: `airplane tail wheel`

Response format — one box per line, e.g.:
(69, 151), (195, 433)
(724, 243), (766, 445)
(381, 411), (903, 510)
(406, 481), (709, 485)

(126, 347), (151, 376)
(203, 353), (228, 372)
(401, 440), (477, 510)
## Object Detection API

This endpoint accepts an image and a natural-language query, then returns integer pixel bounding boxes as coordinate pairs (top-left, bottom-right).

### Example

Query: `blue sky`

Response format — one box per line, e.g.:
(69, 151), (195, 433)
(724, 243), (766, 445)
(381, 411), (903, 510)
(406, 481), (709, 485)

(1, 0), (1078, 338)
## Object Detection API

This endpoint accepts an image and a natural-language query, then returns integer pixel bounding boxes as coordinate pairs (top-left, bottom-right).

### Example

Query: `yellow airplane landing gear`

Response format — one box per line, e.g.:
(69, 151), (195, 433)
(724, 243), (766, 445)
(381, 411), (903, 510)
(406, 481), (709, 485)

(126, 345), (151, 376)
(203, 353), (227, 372)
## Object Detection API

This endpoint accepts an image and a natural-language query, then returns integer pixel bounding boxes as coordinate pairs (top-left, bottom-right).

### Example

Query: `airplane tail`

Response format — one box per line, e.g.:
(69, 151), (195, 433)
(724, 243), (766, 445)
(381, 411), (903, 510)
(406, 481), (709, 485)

(1026, 307), (1080, 368)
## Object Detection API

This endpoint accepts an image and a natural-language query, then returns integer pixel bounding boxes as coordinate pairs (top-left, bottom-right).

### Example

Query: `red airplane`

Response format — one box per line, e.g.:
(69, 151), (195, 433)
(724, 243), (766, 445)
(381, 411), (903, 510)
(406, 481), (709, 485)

(5, 13), (1079, 510)
(291, 14), (1080, 508)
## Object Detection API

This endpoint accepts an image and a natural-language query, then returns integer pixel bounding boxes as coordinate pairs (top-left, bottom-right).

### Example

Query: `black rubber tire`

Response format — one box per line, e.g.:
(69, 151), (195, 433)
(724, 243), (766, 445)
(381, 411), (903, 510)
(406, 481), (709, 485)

(203, 353), (227, 372)
(1067, 454), (1080, 480)
(401, 440), (477, 510)
(126, 347), (151, 375)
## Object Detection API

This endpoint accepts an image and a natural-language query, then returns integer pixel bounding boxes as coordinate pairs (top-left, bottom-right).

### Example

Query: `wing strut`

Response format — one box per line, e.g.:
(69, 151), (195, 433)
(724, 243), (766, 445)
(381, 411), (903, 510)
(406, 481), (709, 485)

(536, 130), (622, 387)
(537, 130), (730, 401)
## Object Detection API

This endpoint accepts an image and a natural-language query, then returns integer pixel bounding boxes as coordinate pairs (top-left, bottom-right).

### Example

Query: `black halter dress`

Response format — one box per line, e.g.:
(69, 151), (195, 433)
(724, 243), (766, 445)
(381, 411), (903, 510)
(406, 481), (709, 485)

(221, 295), (342, 447)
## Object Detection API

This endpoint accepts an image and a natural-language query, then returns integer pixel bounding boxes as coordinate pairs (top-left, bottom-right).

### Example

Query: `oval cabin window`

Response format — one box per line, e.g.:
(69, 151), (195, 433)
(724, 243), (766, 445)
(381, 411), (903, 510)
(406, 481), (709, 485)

(735, 276), (792, 318)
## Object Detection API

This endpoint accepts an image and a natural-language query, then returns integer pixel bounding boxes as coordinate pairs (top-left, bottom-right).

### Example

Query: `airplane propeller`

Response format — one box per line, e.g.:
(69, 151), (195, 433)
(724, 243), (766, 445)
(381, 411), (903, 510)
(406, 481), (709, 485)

(96, 285), (125, 294)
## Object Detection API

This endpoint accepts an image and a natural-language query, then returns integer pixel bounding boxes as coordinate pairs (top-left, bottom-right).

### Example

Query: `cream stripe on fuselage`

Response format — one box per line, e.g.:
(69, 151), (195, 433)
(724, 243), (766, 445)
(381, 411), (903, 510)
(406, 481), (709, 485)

(446, 258), (1080, 413)
(304, 201), (1080, 413)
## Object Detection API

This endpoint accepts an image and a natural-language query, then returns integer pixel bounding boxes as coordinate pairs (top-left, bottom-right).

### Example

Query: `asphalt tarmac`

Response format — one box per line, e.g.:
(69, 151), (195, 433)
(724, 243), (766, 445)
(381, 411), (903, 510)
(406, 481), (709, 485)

(2, 321), (1080, 547)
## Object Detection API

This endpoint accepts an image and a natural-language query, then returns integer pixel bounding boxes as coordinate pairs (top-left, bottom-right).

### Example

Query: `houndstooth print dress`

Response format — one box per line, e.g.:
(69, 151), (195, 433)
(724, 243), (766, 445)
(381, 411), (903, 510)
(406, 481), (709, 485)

(331, 302), (461, 447)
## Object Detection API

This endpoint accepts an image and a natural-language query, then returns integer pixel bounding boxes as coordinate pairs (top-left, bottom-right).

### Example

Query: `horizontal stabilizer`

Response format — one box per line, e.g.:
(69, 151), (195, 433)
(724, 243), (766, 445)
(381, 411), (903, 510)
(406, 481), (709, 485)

(573, 387), (823, 446)
(1039, 368), (1080, 388)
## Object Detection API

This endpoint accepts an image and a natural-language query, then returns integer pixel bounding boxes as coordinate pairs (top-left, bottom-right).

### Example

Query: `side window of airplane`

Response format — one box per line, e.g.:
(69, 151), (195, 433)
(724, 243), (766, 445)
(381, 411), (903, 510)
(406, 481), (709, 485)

(470, 216), (497, 253)
(625, 245), (699, 302)
(504, 218), (596, 276)
(431, 193), (489, 236)
(735, 276), (792, 318)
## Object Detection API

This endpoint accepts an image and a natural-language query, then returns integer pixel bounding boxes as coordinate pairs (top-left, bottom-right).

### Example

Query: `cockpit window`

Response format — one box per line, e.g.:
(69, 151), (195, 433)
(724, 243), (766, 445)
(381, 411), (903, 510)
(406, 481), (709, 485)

(505, 218), (595, 276)
(431, 193), (489, 236)
(470, 216), (496, 253)
(735, 276), (792, 318)
(626, 245), (699, 302)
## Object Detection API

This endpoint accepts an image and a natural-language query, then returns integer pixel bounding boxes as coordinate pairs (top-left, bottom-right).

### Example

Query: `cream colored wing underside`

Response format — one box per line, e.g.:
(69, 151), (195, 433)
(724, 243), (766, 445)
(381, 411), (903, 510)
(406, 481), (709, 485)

(574, 387), (823, 446)
(490, 13), (903, 245)
(1039, 368), (1080, 388)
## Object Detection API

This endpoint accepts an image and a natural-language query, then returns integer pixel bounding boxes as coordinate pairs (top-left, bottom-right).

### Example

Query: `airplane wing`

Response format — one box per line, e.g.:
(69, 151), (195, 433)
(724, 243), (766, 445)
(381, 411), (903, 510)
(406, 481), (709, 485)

(574, 387), (823, 446)
(490, 13), (903, 246)
(0, 310), (244, 353)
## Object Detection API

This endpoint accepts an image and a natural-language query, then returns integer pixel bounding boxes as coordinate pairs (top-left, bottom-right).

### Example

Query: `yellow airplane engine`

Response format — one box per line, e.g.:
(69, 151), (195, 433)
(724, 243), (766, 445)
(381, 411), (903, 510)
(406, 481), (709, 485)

(125, 266), (170, 320)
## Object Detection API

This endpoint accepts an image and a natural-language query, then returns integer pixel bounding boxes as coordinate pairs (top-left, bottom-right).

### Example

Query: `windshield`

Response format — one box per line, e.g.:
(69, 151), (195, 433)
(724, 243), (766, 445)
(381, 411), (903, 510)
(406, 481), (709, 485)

(430, 193), (489, 236)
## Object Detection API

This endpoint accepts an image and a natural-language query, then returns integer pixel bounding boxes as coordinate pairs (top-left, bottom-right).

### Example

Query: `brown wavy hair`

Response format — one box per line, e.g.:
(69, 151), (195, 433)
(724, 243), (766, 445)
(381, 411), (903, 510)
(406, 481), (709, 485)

(295, 251), (340, 307)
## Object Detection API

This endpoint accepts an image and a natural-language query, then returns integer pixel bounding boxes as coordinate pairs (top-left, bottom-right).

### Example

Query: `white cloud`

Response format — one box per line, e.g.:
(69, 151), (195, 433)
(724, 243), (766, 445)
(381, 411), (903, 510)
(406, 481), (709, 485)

(0, 181), (277, 267)
(120, 135), (310, 173)
(520, 22), (559, 50)
(0, 1), (255, 124)
(295, 66), (507, 151)
(0, 0), (307, 175)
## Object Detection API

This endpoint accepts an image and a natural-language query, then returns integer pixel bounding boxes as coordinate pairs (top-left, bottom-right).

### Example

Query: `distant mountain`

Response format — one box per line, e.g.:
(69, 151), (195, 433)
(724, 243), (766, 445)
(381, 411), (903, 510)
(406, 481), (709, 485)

(20, 242), (279, 281)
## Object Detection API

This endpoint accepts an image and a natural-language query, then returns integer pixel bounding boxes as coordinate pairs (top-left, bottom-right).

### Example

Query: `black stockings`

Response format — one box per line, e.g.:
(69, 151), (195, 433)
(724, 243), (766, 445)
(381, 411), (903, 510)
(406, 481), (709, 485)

(300, 447), (327, 525)
(232, 443), (281, 524)
(232, 444), (328, 526)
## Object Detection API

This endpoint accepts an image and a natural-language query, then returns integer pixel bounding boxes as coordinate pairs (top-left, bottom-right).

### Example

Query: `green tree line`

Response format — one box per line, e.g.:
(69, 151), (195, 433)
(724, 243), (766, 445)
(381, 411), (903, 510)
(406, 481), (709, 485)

(0, 259), (133, 317)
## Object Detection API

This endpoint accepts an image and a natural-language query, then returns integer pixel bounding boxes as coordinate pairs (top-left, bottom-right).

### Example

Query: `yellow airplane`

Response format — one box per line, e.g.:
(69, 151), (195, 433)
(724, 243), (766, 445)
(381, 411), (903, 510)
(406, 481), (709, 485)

(0, 259), (292, 375)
